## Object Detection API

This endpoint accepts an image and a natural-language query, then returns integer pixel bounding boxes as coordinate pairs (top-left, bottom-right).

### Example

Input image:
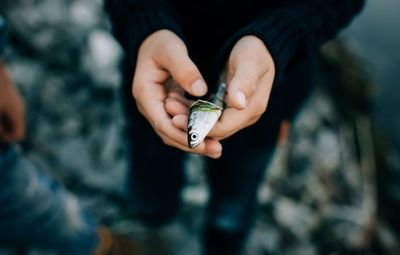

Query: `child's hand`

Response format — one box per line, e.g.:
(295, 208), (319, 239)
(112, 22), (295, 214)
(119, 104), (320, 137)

(132, 30), (222, 158)
(208, 35), (275, 140)
(0, 63), (25, 142)
(169, 36), (275, 142)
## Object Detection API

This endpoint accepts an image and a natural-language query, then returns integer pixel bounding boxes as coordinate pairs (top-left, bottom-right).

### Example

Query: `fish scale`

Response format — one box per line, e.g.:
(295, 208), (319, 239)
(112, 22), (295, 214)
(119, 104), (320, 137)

(187, 83), (226, 148)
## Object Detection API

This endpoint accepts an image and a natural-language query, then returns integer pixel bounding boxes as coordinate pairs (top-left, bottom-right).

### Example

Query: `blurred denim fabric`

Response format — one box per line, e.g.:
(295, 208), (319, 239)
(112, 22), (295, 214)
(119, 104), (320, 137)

(0, 16), (6, 57)
(0, 142), (98, 255)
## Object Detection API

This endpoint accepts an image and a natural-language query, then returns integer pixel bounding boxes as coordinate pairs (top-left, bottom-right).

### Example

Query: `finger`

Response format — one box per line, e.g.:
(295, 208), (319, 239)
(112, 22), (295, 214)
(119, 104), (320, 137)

(208, 152), (222, 159)
(158, 132), (206, 153)
(158, 118), (202, 149)
(208, 77), (272, 140)
(157, 130), (222, 156)
(227, 56), (267, 110)
(167, 91), (192, 107)
(137, 93), (210, 153)
(147, 106), (212, 151)
(133, 50), (216, 154)
(171, 114), (189, 131)
(208, 108), (253, 140)
(171, 110), (238, 149)
(157, 43), (207, 97)
(204, 139), (223, 156)
(133, 61), (200, 152)
(165, 98), (189, 117)
(133, 56), (209, 152)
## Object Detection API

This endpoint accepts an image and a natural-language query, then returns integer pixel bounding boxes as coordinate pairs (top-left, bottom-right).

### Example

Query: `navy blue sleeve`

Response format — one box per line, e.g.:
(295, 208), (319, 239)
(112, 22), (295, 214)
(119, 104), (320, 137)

(220, 0), (366, 84)
(104, 0), (185, 70)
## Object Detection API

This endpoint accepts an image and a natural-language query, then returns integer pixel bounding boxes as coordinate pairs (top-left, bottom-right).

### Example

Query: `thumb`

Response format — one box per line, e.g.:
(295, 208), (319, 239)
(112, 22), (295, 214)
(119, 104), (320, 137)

(226, 59), (260, 110)
(158, 43), (207, 97)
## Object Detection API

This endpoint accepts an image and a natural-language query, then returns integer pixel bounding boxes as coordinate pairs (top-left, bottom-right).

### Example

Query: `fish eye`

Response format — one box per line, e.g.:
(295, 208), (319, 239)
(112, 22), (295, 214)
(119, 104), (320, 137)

(190, 133), (199, 141)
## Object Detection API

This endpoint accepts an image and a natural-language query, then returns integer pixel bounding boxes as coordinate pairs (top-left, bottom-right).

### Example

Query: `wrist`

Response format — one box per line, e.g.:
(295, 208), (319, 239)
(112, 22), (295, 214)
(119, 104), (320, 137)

(144, 29), (184, 46)
(139, 29), (186, 58)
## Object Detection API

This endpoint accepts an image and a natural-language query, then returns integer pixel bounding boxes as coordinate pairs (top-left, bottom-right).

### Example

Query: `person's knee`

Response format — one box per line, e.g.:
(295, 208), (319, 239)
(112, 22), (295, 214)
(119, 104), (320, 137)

(130, 193), (180, 227)
(207, 199), (257, 234)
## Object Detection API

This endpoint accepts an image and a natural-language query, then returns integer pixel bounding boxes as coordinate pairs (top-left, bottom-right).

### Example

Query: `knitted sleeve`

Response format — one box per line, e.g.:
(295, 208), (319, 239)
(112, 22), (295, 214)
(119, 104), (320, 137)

(104, 0), (185, 68)
(219, 0), (365, 84)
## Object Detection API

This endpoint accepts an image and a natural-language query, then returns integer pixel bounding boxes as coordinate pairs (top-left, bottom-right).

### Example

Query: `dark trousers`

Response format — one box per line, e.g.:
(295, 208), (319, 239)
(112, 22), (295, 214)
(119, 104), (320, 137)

(122, 50), (312, 254)
(122, 81), (295, 255)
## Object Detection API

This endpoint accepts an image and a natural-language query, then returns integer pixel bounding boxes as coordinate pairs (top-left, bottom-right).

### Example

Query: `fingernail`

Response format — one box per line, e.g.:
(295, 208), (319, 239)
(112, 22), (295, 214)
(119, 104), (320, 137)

(236, 90), (247, 108)
(209, 146), (222, 156)
(192, 79), (207, 95)
(209, 153), (222, 159)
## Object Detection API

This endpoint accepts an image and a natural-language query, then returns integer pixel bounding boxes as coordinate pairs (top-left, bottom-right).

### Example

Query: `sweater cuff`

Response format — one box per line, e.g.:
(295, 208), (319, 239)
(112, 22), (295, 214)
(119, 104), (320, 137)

(219, 10), (312, 85)
(106, 0), (185, 67)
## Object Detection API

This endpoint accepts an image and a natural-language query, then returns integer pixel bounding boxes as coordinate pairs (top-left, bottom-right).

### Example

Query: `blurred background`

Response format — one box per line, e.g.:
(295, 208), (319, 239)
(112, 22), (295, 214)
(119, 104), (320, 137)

(0, 0), (399, 254)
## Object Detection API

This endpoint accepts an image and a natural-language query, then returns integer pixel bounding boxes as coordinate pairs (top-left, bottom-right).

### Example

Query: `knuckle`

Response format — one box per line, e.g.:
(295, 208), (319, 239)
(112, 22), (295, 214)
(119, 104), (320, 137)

(212, 123), (226, 140)
(254, 107), (266, 117)
(174, 68), (192, 83)
(212, 134), (224, 141)
(136, 104), (145, 116)
(218, 135), (227, 141)
(249, 116), (260, 126)
(250, 115), (261, 125)
(153, 120), (162, 132)
(161, 137), (171, 146)
(253, 101), (267, 116)
(157, 120), (169, 135)
(238, 75), (256, 94)
(240, 75), (256, 92)
(229, 51), (246, 64)
(174, 69), (199, 88)
(163, 41), (186, 61)
(131, 81), (142, 98)
(250, 112), (263, 125)
(163, 41), (180, 55)
(158, 132), (173, 146)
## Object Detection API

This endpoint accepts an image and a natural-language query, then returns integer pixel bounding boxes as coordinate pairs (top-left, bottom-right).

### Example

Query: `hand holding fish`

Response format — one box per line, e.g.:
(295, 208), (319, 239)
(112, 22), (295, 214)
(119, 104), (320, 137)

(132, 30), (222, 158)
(208, 35), (275, 140)
(168, 36), (275, 144)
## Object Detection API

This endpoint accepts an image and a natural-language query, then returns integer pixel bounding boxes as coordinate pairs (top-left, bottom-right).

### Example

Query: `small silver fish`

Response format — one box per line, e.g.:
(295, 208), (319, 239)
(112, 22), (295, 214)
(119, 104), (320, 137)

(188, 83), (226, 148)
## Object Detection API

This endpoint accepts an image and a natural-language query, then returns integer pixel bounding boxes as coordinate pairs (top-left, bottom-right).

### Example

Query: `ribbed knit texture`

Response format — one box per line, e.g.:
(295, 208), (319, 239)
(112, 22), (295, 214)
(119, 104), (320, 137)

(218, 9), (312, 84)
(218, 0), (365, 84)
(105, 0), (185, 68)
(105, 0), (365, 86)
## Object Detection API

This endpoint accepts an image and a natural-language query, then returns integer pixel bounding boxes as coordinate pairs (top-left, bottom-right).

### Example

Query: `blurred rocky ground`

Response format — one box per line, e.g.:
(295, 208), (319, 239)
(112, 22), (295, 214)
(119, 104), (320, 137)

(0, 0), (399, 254)
(1, 0), (128, 221)
(343, 0), (400, 150)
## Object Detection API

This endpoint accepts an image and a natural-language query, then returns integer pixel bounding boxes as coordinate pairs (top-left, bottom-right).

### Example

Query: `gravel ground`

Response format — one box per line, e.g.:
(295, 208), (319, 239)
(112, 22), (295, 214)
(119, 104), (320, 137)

(0, 0), (399, 254)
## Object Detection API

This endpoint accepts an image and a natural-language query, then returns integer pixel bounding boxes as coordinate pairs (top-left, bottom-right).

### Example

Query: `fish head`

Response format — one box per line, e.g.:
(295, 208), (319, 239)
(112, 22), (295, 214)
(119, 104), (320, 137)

(187, 100), (222, 149)
(188, 128), (202, 149)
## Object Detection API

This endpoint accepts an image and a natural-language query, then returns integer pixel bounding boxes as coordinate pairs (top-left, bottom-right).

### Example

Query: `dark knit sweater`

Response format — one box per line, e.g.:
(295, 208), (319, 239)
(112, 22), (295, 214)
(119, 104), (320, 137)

(105, 0), (364, 87)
